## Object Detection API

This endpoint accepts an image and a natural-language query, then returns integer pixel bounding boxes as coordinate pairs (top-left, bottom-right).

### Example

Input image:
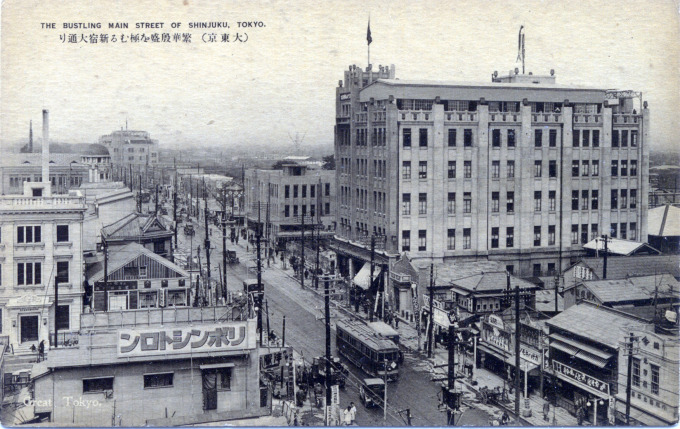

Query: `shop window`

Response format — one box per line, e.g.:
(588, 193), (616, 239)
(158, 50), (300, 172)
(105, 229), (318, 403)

(83, 377), (114, 393)
(144, 373), (174, 388)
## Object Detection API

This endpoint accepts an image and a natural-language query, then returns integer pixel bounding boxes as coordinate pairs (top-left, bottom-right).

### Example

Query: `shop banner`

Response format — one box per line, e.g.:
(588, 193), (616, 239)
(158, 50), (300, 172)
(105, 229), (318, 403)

(118, 321), (255, 357)
(552, 360), (609, 396)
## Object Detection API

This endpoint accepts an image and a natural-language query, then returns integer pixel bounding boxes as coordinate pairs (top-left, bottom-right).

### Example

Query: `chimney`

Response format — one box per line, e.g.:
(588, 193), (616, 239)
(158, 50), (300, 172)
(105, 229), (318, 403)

(42, 109), (49, 185)
(29, 120), (33, 152)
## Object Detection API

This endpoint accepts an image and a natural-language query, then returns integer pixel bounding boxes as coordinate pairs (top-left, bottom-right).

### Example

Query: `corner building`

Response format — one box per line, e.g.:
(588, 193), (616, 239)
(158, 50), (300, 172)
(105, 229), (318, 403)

(334, 65), (649, 277)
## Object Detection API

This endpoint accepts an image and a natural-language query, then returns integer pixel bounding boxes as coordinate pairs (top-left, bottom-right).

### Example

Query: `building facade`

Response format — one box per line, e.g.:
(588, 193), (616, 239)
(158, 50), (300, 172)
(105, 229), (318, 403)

(0, 182), (86, 350)
(244, 165), (335, 249)
(334, 64), (649, 277)
(99, 129), (159, 167)
(0, 153), (90, 195)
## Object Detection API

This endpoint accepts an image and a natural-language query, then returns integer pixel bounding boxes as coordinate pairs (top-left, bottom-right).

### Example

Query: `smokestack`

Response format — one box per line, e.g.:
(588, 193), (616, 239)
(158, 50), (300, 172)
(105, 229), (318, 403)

(29, 120), (33, 152)
(42, 109), (49, 185)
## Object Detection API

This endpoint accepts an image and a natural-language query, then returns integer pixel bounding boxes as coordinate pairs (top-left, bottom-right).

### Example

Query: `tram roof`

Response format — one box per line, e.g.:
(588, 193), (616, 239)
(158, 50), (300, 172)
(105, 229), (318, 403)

(336, 319), (399, 351)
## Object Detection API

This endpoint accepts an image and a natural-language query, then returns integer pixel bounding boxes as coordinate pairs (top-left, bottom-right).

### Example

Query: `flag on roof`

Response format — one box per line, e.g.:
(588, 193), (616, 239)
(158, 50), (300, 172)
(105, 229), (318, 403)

(367, 19), (372, 45)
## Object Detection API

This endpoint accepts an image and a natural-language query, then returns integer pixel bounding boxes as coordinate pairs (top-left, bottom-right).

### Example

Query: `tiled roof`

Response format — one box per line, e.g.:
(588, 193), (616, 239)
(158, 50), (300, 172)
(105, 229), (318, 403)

(583, 237), (660, 256)
(648, 205), (680, 237)
(583, 274), (680, 304)
(101, 212), (169, 239)
(547, 302), (650, 348)
(578, 255), (680, 280)
(87, 242), (188, 283)
(535, 290), (564, 312)
(0, 152), (85, 167)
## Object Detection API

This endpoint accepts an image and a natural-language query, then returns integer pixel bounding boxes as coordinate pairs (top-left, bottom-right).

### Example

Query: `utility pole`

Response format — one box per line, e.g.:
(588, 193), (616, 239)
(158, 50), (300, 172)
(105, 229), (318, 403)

(221, 188), (228, 301)
(315, 217), (321, 290)
(256, 203), (263, 344)
(514, 282), (521, 421)
(446, 315), (457, 424)
(54, 275), (59, 348)
(324, 261), (332, 426)
(266, 185), (271, 267)
(173, 173), (178, 249)
(300, 214), (305, 288)
(601, 234), (610, 279)
(138, 175), (142, 213)
(427, 263), (435, 358)
(103, 238), (109, 312)
(369, 235), (376, 322)
(625, 332), (637, 425)
(154, 184), (159, 215)
(204, 183), (211, 306)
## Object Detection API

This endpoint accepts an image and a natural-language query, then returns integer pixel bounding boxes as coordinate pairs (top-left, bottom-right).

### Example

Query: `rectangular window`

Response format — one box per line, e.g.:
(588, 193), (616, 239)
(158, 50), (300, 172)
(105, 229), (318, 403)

(534, 129), (543, 147)
(630, 160), (638, 176)
(548, 225), (556, 245)
(549, 129), (557, 147)
(491, 192), (499, 213)
(418, 230), (427, 251)
(325, 183), (330, 196)
(56, 305), (70, 330)
(144, 373), (174, 389)
(418, 193), (427, 215)
(325, 202), (330, 215)
(402, 193), (411, 215)
(591, 224), (599, 240)
(611, 189), (618, 209)
(463, 228), (471, 249)
(464, 161), (472, 178)
(56, 261), (69, 284)
(219, 368), (232, 391)
(491, 161), (500, 179)
(547, 263), (556, 276)
(492, 129), (501, 148)
(56, 225), (69, 242)
(403, 128), (411, 147)
(630, 189), (637, 209)
(284, 185), (290, 198)
(582, 129), (590, 147)
(448, 129), (457, 147)
(401, 230), (410, 251)
(592, 130), (600, 147)
(581, 190), (589, 211)
(581, 223), (589, 244)
(293, 185), (299, 198)
(612, 130), (619, 147)
(621, 189), (628, 209)
(621, 160), (628, 176)
(463, 193), (471, 214)
(610, 223), (618, 238)
(507, 160), (515, 178)
(611, 160), (618, 177)
(83, 377), (114, 393)
(17, 226), (41, 244)
(507, 129), (516, 148)
(17, 262), (41, 285)
(464, 129), (473, 147)
(448, 161), (456, 179)
(507, 192), (514, 213)
(491, 227), (499, 249)
(549, 160), (557, 178)
(621, 130), (629, 147)
(651, 364), (659, 395)
(572, 130), (580, 147)
(571, 225), (579, 244)
(310, 184), (316, 198)
(549, 191), (556, 211)
(418, 161), (427, 179)
(534, 161), (543, 177)
(506, 227), (514, 248)
(447, 229), (456, 250)
(402, 161), (411, 179)
(534, 191), (542, 212)
(572, 161), (580, 177)
(592, 160), (599, 176)
(419, 128), (428, 147)
(592, 190), (599, 210)
(581, 160), (589, 176)
(632, 358), (640, 387)
(620, 222), (627, 239)
(572, 190), (579, 210)
(447, 192), (456, 214)
(302, 185), (307, 198)
(534, 226), (541, 246)
(293, 205), (298, 217)
(630, 222), (637, 240)
(533, 264), (542, 277)
(631, 130), (638, 147)
(284, 205), (290, 217)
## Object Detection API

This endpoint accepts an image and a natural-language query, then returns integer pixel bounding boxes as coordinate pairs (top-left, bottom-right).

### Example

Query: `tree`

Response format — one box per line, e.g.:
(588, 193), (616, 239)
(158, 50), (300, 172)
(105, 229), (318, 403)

(322, 155), (335, 170)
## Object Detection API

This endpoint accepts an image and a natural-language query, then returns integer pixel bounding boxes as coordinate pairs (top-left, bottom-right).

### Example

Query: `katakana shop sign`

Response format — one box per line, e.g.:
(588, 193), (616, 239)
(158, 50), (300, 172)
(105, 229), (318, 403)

(519, 345), (541, 365)
(117, 321), (255, 357)
(482, 322), (511, 352)
(553, 360), (609, 396)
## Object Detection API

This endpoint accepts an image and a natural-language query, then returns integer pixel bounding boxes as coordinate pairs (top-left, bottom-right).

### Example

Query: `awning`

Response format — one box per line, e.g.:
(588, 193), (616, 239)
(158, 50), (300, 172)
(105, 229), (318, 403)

(200, 363), (236, 369)
(551, 340), (579, 355)
(550, 333), (613, 360)
(549, 333), (613, 368)
(353, 263), (381, 290)
(477, 343), (539, 374)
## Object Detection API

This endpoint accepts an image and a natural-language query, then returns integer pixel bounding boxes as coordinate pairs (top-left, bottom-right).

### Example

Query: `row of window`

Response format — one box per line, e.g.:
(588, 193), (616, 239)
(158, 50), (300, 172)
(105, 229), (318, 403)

(632, 358), (660, 396)
(569, 222), (637, 244)
(401, 229), (472, 251)
(283, 203), (331, 218)
(14, 225), (69, 244)
(81, 369), (231, 393)
(610, 189), (638, 210)
(283, 183), (331, 199)
(14, 260), (68, 286)
(338, 219), (385, 238)
(9, 176), (83, 188)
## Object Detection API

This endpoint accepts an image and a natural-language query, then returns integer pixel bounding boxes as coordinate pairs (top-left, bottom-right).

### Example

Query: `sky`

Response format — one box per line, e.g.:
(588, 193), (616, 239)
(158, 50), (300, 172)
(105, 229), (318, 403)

(1, 0), (679, 152)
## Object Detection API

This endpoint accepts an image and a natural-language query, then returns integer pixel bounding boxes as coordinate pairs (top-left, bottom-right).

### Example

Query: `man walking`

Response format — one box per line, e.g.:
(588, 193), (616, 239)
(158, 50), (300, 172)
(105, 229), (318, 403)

(543, 400), (550, 422)
(349, 402), (357, 424)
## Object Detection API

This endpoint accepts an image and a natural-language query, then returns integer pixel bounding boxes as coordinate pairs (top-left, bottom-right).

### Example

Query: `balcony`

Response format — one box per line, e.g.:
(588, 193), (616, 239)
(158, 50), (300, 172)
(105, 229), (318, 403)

(355, 113), (368, 124)
(445, 111), (478, 122)
(532, 113), (563, 123)
(573, 114), (602, 124)
(398, 110), (433, 122)
(0, 195), (86, 211)
(613, 114), (640, 124)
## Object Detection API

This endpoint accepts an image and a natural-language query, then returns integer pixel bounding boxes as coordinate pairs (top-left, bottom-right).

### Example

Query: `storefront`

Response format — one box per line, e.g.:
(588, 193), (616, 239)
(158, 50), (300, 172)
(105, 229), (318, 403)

(32, 316), (267, 426)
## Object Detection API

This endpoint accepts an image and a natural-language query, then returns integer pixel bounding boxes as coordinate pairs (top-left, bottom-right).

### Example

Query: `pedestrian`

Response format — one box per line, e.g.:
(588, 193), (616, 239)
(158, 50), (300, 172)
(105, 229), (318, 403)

(349, 402), (357, 424)
(343, 406), (352, 426)
(500, 411), (509, 426)
(577, 407), (584, 426)
(543, 400), (550, 422)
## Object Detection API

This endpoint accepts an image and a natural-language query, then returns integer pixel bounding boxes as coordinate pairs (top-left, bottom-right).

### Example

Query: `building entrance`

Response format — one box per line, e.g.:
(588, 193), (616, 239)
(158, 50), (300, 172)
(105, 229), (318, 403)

(20, 315), (39, 343)
(202, 370), (218, 411)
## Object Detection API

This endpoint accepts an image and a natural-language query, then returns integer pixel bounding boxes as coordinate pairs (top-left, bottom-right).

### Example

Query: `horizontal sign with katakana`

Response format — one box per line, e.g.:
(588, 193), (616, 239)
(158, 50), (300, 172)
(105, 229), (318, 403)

(117, 321), (255, 357)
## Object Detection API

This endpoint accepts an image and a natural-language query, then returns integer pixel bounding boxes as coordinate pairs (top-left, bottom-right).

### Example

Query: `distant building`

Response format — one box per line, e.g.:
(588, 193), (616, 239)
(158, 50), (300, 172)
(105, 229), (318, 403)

(0, 153), (90, 195)
(562, 254), (680, 290)
(99, 129), (159, 168)
(648, 204), (680, 253)
(79, 182), (137, 252)
(333, 63), (649, 282)
(244, 164), (335, 251)
(101, 213), (174, 259)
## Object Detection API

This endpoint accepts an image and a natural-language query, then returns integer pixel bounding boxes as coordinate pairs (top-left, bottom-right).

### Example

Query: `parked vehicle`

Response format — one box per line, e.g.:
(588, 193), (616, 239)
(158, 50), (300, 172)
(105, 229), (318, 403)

(183, 224), (195, 236)
(359, 378), (385, 408)
(226, 249), (239, 264)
